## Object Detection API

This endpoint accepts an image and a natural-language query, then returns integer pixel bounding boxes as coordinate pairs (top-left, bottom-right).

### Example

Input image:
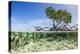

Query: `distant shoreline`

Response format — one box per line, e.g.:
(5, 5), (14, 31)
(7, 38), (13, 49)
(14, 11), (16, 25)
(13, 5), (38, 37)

(9, 31), (78, 33)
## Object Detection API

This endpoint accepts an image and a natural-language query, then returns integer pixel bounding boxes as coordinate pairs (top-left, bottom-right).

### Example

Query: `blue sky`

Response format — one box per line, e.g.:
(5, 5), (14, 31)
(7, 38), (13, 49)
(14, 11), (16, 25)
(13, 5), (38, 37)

(10, 1), (78, 31)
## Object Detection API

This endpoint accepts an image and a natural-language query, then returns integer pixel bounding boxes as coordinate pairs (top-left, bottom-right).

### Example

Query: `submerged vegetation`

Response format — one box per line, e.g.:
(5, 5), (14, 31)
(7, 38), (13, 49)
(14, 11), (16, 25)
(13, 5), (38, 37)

(9, 31), (78, 53)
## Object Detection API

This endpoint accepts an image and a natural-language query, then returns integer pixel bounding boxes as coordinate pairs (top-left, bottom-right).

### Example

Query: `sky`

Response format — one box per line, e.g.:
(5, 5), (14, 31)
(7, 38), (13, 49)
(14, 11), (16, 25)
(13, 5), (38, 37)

(9, 1), (78, 32)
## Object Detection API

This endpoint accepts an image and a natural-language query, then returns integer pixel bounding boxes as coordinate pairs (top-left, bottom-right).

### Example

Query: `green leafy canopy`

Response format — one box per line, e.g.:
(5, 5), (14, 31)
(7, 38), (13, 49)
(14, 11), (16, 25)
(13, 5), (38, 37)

(45, 6), (72, 24)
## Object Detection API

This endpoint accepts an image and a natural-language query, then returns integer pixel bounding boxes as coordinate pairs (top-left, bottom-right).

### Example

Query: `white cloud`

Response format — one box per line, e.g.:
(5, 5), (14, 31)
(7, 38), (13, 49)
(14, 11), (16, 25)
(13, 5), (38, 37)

(11, 17), (52, 32)
(11, 17), (27, 32)
(11, 17), (77, 32)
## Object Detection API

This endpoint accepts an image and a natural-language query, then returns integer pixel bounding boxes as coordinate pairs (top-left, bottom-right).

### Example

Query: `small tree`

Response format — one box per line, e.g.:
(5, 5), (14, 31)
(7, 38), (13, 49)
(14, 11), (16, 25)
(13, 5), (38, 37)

(45, 6), (72, 31)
